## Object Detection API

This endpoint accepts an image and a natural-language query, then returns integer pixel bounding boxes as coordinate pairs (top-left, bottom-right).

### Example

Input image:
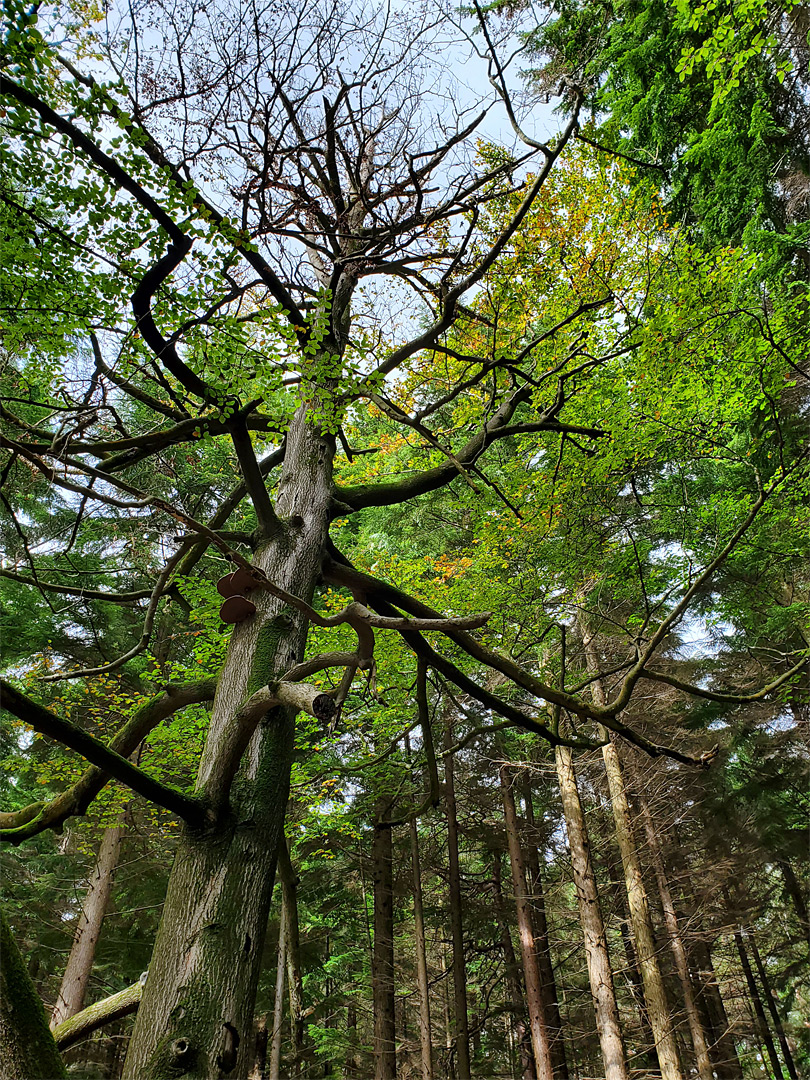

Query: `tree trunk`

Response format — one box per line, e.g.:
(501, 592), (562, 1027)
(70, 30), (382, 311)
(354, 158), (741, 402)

(748, 932), (798, 1080)
(777, 858), (809, 942)
(372, 806), (396, 1080)
(492, 853), (536, 1080)
(268, 900), (287, 1080)
(668, 850), (743, 1080)
(251, 1015), (268, 1080)
(410, 813), (434, 1080)
(279, 845), (305, 1077)
(1, 908), (68, 1079)
(637, 796), (714, 1080)
(554, 744), (628, 1080)
(50, 817), (126, 1028)
(345, 1000), (358, 1078)
(123, 406), (336, 1078)
(500, 764), (556, 1080)
(521, 774), (569, 1080)
(582, 633), (682, 1080)
(732, 925), (784, 1080)
(444, 709), (472, 1080)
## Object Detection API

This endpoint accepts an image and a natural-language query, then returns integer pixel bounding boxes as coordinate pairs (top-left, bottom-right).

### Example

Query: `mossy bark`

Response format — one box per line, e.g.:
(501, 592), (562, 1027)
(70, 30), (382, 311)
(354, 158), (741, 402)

(1, 908), (68, 1079)
(123, 407), (335, 1078)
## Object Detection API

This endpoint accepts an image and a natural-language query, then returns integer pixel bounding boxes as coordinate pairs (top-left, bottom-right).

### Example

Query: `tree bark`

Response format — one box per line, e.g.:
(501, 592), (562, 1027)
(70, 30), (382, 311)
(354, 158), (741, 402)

(582, 632), (682, 1080)
(410, 813), (434, 1080)
(500, 764), (556, 1080)
(777, 858), (809, 942)
(443, 708), (472, 1080)
(372, 804), (396, 1080)
(268, 900), (287, 1080)
(748, 932), (798, 1080)
(732, 925), (784, 1080)
(637, 796), (714, 1080)
(521, 774), (569, 1080)
(278, 843), (305, 1077)
(53, 978), (143, 1050)
(1, 908), (68, 1079)
(492, 853), (536, 1080)
(554, 744), (629, 1080)
(123, 406), (336, 1078)
(50, 817), (126, 1028)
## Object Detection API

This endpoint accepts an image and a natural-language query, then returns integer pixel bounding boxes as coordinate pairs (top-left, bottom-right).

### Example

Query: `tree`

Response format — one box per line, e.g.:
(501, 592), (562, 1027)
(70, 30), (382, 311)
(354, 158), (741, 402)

(1, 0), (807, 1074)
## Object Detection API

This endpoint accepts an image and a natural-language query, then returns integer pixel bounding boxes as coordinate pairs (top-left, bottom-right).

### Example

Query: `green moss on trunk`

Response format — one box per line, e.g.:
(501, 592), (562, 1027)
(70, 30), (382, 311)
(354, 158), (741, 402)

(1, 908), (68, 1079)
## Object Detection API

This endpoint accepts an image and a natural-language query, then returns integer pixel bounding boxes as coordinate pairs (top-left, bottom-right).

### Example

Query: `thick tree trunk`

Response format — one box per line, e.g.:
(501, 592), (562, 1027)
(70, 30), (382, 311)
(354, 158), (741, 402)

(748, 933), (798, 1080)
(582, 633), (682, 1080)
(732, 925), (784, 1080)
(1, 908), (68, 1080)
(554, 744), (628, 1080)
(444, 710), (472, 1080)
(492, 853), (536, 1080)
(410, 813), (434, 1080)
(50, 817), (126, 1028)
(500, 764), (556, 1080)
(637, 796), (714, 1080)
(372, 806), (396, 1080)
(521, 774), (569, 1080)
(123, 407), (335, 1078)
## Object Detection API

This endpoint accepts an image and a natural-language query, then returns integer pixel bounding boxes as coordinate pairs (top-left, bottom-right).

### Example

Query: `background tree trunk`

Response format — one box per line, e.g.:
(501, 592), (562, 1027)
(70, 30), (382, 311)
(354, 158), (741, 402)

(372, 806), (396, 1080)
(279, 844), (305, 1077)
(748, 932), (797, 1080)
(500, 764), (556, 1080)
(554, 743), (629, 1080)
(268, 900), (287, 1080)
(733, 923), (784, 1080)
(637, 795), (714, 1080)
(50, 817), (126, 1028)
(492, 853), (536, 1080)
(410, 812), (434, 1080)
(521, 775), (569, 1079)
(444, 706), (471, 1080)
(582, 631), (682, 1080)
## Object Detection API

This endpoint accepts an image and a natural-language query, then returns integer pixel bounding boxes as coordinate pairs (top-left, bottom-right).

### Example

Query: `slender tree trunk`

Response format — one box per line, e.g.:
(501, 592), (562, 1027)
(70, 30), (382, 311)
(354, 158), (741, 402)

(582, 633), (682, 1080)
(776, 858), (809, 942)
(596, 823), (658, 1073)
(441, 946), (456, 1080)
(251, 1016), (268, 1080)
(668, 848), (743, 1080)
(410, 813), (434, 1080)
(521, 775), (569, 1079)
(268, 901), (287, 1080)
(492, 853), (536, 1080)
(124, 407), (336, 1077)
(372, 806), (396, 1080)
(732, 925), (784, 1080)
(500, 764), (555, 1080)
(748, 933), (798, 1080)
(345, 1000), (358, 1078)
(554, 743), (629, 1080)
(444, 708), (471, 1080)
(279, 844), (305, 1077)
(50, 817), (126, 1028)
(637, 797), (714, 1080)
